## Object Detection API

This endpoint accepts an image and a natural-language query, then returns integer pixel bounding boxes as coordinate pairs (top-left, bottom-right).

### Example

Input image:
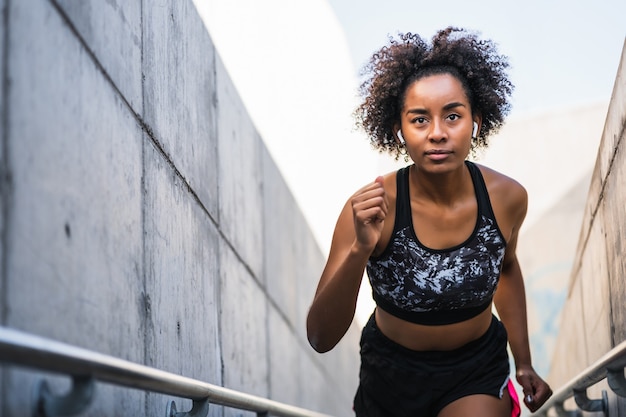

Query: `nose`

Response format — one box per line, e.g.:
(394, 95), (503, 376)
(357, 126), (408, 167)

(428, 120), (447, 143)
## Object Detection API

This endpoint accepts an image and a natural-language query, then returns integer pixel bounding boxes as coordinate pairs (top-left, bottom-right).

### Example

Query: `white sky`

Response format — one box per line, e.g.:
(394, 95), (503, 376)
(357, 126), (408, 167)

(328, 0), (626, 116)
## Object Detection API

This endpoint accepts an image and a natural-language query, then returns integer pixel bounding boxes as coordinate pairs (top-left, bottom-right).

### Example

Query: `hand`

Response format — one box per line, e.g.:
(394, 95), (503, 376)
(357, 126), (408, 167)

(351, 176), (388, 253)
(516, 365), (553, 412)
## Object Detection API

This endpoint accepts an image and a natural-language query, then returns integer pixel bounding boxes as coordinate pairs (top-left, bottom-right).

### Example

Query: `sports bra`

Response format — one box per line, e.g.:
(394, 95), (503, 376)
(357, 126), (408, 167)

(366, 161), (506, 325)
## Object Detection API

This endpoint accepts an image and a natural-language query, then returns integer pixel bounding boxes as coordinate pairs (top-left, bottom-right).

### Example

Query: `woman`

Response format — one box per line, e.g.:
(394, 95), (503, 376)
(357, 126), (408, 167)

(306, 27), (552, 417)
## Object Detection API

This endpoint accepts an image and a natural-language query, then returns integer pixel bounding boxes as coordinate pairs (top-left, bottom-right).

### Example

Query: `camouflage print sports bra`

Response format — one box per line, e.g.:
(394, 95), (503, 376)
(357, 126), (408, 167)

(366, 161), (506, 325)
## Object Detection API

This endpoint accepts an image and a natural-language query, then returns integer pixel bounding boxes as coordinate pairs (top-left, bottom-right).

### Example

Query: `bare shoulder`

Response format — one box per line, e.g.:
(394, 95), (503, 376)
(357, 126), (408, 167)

(473, 163), (527, 204)
(472, 162), (528, 234)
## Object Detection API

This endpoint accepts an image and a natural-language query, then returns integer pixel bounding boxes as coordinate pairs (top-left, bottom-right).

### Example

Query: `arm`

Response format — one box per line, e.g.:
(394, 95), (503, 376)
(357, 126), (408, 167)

(306, 177), (388, 353)
(494, 186), (552, 412)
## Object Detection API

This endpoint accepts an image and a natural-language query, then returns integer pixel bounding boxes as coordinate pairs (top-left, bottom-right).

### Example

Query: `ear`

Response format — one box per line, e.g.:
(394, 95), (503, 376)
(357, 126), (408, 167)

(393, 124), (404, 145)
(472, 116), (482, 137)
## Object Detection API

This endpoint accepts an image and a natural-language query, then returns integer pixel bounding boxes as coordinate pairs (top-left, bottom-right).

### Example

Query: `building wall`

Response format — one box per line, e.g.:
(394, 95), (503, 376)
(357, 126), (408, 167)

(0, 1), (360, 416)
(546, 40), (626, 416)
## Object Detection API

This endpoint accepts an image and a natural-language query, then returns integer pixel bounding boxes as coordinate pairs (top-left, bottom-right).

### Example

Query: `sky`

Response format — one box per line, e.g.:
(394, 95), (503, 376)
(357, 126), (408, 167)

(327, 0), (626, 118)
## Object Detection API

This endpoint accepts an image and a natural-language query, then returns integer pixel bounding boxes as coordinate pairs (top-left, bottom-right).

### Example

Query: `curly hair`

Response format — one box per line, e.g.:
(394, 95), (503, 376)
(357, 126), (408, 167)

(355, 27), (513, 159)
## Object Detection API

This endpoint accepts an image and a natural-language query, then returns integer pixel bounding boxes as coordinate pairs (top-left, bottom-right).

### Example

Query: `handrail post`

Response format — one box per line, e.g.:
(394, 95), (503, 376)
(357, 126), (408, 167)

(166, 398), (210, 417)
(554, 402), (582, 417)
(607, 368), (626, 397)
(572, 388), (608, 416)
(32, 375), (95, 417)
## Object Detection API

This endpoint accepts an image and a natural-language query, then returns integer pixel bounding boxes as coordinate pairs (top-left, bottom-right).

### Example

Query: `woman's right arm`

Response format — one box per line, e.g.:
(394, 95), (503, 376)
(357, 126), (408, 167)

(306, 177), (387, 353)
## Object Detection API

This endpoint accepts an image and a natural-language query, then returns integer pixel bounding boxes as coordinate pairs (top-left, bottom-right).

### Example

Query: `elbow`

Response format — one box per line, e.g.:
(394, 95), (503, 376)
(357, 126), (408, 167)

(307, 332), (336, 353)
(306, 313), (337, 353)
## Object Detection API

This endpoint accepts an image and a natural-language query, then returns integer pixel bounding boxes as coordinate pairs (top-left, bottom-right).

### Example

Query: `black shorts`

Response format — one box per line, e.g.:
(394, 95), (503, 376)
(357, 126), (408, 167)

(353, 313), (510, 417)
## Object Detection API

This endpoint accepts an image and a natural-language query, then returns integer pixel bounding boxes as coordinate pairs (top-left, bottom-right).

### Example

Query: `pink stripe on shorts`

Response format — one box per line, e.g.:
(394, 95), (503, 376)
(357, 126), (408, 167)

(508, 379), (521, 417)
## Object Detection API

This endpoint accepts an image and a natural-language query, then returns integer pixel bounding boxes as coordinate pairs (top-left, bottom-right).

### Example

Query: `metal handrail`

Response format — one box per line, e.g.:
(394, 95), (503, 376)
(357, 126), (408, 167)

(535, 339), (626, 416)
(0, 326), (335, 417)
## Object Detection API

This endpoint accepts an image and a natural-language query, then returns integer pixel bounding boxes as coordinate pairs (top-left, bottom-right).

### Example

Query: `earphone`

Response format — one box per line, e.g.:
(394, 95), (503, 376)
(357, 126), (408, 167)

(472, 122), (479, 138)
(397, 130), (405, 145)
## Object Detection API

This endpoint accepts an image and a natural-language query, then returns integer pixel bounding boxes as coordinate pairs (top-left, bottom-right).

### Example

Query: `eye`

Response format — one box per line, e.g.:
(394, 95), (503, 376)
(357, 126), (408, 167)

(447, 114), (460, 121)
(412, 117), (427, 124)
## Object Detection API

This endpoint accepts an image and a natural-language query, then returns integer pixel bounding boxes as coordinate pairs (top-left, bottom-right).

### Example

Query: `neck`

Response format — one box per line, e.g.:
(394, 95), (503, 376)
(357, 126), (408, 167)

(409, 162), (472, 206)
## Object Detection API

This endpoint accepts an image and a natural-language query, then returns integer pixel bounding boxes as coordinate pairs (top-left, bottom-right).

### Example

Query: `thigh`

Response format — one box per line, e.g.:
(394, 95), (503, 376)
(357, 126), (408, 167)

(437, 390), (512, 417)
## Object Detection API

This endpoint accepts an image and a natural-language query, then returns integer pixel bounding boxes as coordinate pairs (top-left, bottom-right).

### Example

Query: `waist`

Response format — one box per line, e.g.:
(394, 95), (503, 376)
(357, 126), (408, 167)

(373, 306), (495, 351)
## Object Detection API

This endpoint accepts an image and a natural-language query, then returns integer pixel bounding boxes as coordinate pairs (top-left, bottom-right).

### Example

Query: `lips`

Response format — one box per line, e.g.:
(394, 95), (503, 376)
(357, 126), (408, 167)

(424, 149), (452, 161)
(425, 149), (452, 155)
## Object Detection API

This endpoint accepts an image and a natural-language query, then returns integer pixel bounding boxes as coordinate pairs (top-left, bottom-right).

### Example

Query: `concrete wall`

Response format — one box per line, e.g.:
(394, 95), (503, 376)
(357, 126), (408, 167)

(546, 40), (626, 416)
(516, 172), (592, 379)
(0, 1), (361, 416)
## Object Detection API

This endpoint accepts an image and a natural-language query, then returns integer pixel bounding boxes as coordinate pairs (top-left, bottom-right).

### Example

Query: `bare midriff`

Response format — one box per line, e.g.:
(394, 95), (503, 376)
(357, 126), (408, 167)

(374, 306), (494, 351)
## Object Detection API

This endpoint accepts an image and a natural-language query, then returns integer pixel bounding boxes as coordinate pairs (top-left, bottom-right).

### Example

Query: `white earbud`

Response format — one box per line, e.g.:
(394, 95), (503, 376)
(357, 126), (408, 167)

(472, 122), (479, 138)
(397, 130), (405, 145)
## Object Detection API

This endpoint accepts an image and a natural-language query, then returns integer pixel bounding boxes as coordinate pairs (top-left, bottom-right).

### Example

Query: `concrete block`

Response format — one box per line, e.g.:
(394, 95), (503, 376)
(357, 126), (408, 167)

(294, 211), (326, 343)
(603, 130), (626, 345)
(517, 173), (591, 376)
(298, 350), (337, 415)
(298, 349), (353, 417)
(268, 305), (301, 406)
(55, 0), (142, 113)
(317, 321), (361, 406)
(579, 211), (612, 364)
(216, 55), (264, 279)
(7, 0), (144, 349)
(596, 40), (625, 182)
(299, 305), (360, 415)
(0, 0), (4, 330)
(262, 147), (300, 322)
(3, 0), (144, 413)
(142, 140), (222, 409)
(572, 158), (602, 281)
(219, 240), (269, 399)
(142, 0), (219, 219)
(547, 270), (587, 388)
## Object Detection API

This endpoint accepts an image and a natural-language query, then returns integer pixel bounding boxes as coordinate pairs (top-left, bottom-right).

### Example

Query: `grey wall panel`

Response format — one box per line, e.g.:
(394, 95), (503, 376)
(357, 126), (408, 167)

(293, 213), (326, 343)
(268, 305), (301, 406)
(142, 0), (219, 220)
(216, 55), (264, 280)
(143, 139), (222, 415)
(262, 146), (300, 323)
(603, 123), (626, 346)
(55, 0), (142, 113)
(7, 0), (144, 359)
(1, 0), (6, 331)
(219, 239), (269, 400)
(3, 0), (145, 414)
(579, 209), (612, 364)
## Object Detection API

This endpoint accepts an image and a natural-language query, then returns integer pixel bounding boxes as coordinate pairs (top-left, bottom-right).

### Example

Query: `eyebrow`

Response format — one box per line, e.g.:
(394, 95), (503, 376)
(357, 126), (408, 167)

(405, 102), (467, 115)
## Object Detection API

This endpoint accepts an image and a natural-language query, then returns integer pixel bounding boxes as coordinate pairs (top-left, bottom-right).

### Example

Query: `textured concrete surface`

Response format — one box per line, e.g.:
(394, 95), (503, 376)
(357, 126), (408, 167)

(2, 1), (146, 414)
(546, 40), (626, 415)
(143, 0), (219, 221)
(55, 0), (143, 114)
(0, 1), (361, 416)
(0, 0), (6, 403)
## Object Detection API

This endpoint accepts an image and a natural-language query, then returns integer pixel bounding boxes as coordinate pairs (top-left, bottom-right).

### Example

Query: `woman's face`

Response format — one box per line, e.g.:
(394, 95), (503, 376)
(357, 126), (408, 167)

(398, 73), (477, 172)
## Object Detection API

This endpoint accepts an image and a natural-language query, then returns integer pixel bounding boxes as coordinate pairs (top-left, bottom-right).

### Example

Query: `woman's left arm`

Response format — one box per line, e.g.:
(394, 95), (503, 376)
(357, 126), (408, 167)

(494, 182), (552, 412)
